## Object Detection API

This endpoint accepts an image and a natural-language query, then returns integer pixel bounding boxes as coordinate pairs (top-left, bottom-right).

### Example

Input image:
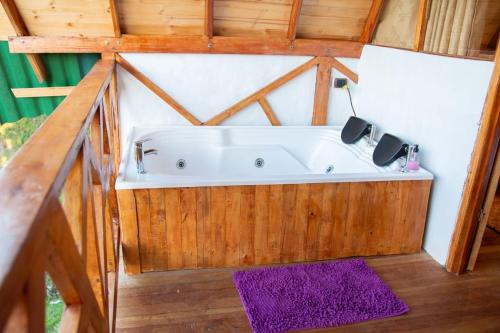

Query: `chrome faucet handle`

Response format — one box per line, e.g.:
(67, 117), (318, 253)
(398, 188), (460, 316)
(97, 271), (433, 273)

(135, 138), (152, 147)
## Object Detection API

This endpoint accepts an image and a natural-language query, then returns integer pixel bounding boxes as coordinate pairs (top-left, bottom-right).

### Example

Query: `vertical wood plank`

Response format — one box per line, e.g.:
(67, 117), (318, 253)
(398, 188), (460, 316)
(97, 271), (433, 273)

(210, 187), (227, 267)
(312, 59), (332, 125)
(180, 189), (198, 268)
(149, 189), (168, 271)
(224, 186), (241, 266)
(196, 187), (209, 267)
(254, 186), (270, 264)
(239, 186), (256, 265)
(135, 189), (153, 272)
(317, 183), (334, 259)
(281, 185), (298, 262)
(165, 189), (183, 270)
(306, 184), (323, 260)
(117, 190), (141, 275)
(292, 184), (310, 261)
(205, 0), (214, 38)
(268, 185), (284, 262)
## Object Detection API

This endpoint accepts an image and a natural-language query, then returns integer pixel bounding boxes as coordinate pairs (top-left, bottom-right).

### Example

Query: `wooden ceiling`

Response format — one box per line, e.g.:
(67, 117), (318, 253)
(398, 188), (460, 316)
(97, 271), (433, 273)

(0, 0), (375, 41)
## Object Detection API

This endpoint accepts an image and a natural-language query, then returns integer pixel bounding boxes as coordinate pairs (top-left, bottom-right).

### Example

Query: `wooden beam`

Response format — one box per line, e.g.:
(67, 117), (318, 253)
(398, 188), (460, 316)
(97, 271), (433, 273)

(205, 57), (320, 125)
(413, 0), (429, 51)
(205, 0), (214, 39)
(115, 54), (201, 125)
(359, 0), (385, 43)
(329, 57), (358, 83)
(108, 0), (121, 38)
(287, 0), (303, 42)
(312, 58), (332, 125)
(258, 98), (280, 125)
(11, 86), (75, 98)
(0, 0), (46, 83)
(9, 35), (365, 58)
(446, 42), (500, 274)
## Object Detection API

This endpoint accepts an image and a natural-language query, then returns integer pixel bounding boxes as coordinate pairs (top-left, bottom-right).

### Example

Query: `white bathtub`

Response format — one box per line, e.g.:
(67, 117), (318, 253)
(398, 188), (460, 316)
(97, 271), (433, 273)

(115, 126), (433, 189)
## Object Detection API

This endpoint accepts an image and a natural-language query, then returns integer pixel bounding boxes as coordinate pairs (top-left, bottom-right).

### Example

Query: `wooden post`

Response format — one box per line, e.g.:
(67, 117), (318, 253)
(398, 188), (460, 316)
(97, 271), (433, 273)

(312, 58), (332, 125)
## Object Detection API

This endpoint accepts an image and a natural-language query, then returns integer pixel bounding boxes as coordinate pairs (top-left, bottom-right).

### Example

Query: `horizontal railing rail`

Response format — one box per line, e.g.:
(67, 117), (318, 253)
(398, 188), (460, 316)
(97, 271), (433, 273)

(0, 59), (121, 332)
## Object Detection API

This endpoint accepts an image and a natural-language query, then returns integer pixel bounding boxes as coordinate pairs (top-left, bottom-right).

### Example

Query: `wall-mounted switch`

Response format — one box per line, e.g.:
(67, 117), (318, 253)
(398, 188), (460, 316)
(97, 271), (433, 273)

(334, 78), (348, 88)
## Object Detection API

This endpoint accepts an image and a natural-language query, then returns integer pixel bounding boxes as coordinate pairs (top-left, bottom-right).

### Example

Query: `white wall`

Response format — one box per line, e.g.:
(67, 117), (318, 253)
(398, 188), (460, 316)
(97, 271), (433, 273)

(117, 47), (495, 266)
(117, 53), (359, 148)
(357, 45), (494, 265)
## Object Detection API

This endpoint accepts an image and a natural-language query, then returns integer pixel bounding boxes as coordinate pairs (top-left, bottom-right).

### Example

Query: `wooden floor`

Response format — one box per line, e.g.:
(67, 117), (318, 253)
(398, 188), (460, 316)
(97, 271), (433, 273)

(116, 229), (500, 332)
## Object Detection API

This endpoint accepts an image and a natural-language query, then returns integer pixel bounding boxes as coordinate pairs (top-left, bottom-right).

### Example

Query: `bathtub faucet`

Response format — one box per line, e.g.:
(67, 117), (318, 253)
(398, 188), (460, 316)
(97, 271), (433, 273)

(135, 138), (157, 174)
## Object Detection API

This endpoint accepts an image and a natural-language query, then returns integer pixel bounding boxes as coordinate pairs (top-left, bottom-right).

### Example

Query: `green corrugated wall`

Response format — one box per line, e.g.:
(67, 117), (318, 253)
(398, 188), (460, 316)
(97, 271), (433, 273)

(0, 41), (99, 124)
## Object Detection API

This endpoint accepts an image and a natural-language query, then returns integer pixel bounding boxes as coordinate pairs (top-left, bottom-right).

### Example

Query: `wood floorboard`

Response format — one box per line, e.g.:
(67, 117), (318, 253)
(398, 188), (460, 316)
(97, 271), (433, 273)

(116, 231), (500, 332)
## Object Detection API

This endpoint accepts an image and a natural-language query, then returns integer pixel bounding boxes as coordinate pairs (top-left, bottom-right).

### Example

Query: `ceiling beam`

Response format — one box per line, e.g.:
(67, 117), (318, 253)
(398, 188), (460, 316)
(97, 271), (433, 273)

(205, 0), (214, 39)
(287, 0), (303, 42)
(0, 0), (46, 83)
(8, 35), (364, 58)
(359, 0), (385, 43)
(108, 0), (121, 38)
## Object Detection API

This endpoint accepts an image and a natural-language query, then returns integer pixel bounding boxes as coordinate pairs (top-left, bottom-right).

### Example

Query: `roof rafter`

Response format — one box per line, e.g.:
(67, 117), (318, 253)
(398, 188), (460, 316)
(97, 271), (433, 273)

(0, 0), (46, 83)
(108, 0), (121, 38)
(205, 0), (214, 39)
(359, 0), (385, 43)
(413, 0), (429, 51)
(287, 0), (303, 42)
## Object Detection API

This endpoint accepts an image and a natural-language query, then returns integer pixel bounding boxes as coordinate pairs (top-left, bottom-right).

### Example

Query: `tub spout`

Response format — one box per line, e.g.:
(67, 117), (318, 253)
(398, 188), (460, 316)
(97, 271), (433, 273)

(135, 138), (156, 174)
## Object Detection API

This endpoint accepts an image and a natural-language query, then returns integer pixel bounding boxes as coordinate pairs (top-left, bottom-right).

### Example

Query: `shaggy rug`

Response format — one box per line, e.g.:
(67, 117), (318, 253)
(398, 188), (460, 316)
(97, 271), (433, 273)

(233, 259), (408, 333)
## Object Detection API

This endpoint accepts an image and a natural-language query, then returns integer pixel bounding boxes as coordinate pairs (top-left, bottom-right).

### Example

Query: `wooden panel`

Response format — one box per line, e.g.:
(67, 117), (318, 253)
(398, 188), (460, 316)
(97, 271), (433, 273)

(0, 5), (15, 40)
(119, 180), (432, 273)
(297, 0), (373, 40)
(214, 0), (293, 38)
(117, 190), (141, 275)
(117, 0), (204, 35)
(0, 0), (115, 37)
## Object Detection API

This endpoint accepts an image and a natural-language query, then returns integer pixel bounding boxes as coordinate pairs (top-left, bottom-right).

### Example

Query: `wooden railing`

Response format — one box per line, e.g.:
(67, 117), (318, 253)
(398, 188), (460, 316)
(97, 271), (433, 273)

(0, 59), (120, 332)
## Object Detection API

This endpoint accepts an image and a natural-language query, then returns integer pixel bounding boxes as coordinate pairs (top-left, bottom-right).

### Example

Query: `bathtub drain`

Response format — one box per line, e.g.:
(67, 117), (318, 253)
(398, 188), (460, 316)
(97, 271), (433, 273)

(325, 165), (334, 174)
(255, 158), (264, 168)
(176, 159), (186, 169)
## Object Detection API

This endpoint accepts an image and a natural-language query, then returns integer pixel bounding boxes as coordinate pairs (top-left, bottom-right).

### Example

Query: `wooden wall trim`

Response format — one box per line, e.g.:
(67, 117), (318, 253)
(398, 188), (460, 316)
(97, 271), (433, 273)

(312, 58), (332, 125)
(11, 87), (75, 98)
(287, 0), (303, 42)
(204, 57), (320, 125)
(115, 54), (202, 125)
(0, 0), (46, 83)
(413, 0), (429, 51)
(258, 97), (280, 125)
(446, 43), (500, 274)
(8, 35), (364, 58)
(359, 0), (385, 43)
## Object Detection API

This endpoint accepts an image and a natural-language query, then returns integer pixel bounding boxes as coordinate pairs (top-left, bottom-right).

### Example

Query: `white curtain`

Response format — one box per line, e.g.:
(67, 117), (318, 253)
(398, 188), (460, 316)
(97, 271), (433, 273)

(424, 0), (479, 56)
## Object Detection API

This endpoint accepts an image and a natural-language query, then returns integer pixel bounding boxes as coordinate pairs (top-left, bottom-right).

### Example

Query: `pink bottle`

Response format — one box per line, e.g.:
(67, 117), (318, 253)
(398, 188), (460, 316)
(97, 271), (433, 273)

(405, 145), (420, 172)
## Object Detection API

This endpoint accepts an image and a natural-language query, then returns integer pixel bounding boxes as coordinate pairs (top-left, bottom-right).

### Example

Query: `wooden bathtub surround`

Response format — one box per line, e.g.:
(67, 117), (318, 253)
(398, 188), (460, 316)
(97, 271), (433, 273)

(118, 180), (432, 275)
(0, 60), (121, 332)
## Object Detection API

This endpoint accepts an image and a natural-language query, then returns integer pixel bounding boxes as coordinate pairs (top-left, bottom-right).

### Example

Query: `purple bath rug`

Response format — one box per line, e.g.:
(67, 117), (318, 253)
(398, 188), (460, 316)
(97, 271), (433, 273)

(232, 259), (408, 333)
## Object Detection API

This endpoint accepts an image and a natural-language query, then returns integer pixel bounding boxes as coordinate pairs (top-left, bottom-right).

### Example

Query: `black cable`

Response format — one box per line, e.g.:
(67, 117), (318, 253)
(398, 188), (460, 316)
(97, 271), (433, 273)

(347, 86), (357, 117)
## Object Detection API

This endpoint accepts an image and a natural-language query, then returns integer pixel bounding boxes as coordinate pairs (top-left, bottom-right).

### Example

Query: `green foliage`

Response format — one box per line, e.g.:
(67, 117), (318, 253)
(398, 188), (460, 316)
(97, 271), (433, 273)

(0, 115), (46, 168)
(45, 274), (63, 333)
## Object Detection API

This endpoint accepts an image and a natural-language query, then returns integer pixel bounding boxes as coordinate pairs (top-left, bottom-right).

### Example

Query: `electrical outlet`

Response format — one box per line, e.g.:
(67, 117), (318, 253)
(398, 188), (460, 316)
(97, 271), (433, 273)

(334, 78), (348, 88)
